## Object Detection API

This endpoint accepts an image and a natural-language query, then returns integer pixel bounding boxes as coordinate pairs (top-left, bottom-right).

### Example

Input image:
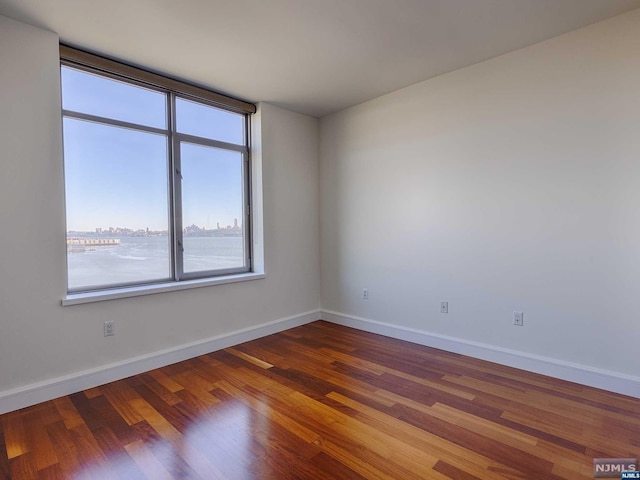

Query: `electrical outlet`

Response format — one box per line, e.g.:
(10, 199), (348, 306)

(513, 311), (524, 326)
(104, 320), (115, 336)
(362, 288), (369, 300)
(440, 301), (448, 314)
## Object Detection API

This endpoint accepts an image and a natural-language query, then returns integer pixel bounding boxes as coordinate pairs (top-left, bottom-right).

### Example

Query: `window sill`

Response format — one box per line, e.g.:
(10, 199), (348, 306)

(62, 272), (266, 306)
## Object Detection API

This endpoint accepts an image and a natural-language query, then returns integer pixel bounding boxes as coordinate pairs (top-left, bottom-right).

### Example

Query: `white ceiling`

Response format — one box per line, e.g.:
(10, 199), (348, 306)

(1, 0), (640, 117)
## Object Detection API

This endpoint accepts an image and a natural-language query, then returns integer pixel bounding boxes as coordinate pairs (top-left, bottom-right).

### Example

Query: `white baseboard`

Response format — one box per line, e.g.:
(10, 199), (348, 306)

(322, 310), (640, 399)
(4, 308), (636, 415)
(0, 310), (321, 415)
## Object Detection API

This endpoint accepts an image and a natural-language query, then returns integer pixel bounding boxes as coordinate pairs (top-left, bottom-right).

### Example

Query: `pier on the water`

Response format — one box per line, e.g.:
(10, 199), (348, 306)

(67, 237), (120, 250)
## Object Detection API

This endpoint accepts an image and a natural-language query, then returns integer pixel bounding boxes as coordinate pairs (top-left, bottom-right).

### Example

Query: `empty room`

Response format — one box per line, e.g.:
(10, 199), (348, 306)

(1, 1), (639, 479)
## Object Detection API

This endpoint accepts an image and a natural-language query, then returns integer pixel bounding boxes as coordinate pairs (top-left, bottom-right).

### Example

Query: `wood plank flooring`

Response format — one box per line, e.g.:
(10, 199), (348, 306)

(1, 320), (638, 479)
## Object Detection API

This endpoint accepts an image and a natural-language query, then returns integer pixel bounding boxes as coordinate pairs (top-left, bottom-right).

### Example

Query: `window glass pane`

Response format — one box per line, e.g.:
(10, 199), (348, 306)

(176, 98), (244, 145)
(64, 118), (170, 290)
(61, 66), (167, 129)
(180, 143), (245, 274)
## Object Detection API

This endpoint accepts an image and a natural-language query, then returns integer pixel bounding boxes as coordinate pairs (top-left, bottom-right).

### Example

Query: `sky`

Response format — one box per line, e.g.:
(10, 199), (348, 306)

(61, 66), (244, 232)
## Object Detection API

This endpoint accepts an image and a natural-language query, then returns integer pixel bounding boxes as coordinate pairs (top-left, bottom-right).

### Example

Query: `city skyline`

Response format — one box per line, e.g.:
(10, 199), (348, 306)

(67, 219), (242, 235)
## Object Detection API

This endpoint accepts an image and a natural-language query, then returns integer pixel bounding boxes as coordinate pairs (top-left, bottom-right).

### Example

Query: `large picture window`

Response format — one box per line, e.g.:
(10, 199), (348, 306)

(61, 50), (253, 294)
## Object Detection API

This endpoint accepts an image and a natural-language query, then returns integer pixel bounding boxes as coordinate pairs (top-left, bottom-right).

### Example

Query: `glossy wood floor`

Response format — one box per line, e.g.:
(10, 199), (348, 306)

(1, 321), (639, 479)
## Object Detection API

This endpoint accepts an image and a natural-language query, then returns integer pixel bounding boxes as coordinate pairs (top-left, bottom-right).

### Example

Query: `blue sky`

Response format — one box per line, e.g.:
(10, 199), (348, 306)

(62, 66), (244, 232)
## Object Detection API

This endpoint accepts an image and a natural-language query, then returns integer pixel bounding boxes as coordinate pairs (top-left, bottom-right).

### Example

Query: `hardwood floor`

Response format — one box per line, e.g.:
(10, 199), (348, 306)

(1, 321), (638, 479)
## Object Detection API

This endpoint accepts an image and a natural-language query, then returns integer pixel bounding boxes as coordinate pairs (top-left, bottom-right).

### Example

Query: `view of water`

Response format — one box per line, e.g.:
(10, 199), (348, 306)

(67, 236), (244, 291)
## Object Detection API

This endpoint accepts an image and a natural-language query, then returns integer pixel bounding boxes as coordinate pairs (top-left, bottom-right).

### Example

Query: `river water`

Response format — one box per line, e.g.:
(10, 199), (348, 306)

(67, 235), (244, 291)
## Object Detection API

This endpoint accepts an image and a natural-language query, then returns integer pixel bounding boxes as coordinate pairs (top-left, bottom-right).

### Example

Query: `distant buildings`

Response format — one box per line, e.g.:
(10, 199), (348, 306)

(68, 219), (242, 238)
(183, 218), (242, 237)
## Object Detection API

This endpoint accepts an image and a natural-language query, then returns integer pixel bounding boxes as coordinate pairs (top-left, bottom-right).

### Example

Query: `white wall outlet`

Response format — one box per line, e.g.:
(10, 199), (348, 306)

(440, 301), (448, 314)
(104, 320), (115, 336)
(362, 288), (369, 300)
(513, 311), (524, 326)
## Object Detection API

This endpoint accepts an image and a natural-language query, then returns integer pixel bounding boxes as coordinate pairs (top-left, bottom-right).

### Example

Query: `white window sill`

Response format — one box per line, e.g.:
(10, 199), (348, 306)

(62, 272), (266, 306)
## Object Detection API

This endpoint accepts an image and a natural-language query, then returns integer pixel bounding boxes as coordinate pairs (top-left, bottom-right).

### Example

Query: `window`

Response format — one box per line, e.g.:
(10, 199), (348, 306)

(61, 47), (256, 295)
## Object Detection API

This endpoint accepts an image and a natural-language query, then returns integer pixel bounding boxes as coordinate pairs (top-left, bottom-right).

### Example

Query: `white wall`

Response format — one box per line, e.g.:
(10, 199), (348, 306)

(320, 10), (640, 382)
(0, 15), (320, 408)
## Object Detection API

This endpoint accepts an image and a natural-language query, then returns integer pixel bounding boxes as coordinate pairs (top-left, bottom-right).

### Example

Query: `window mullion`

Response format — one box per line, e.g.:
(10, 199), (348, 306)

(173, 132), (247, 153)
(245, 115), (252, 270)
(243, 149), (251, 271)
(62, 110), (169, 136)
(169, 92), (185, 280)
